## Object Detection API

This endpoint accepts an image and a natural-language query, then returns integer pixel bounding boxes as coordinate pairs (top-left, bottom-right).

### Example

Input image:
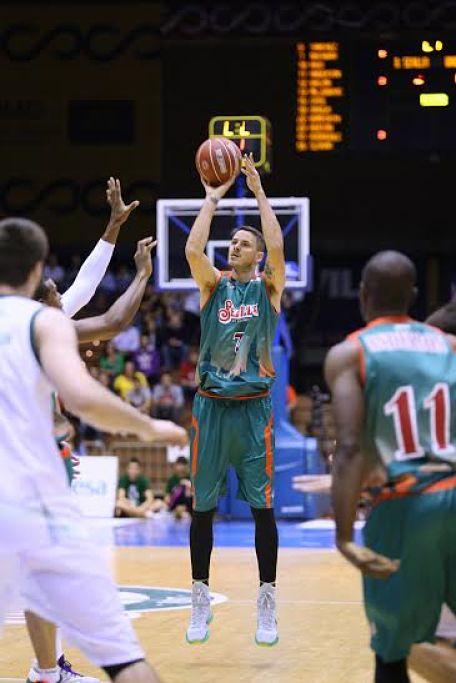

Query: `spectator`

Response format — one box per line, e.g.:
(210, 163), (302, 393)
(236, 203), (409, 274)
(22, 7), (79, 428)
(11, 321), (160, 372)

(160, 310), (188, 369)
(179, 347), (199, 399)
(126, 377), (152, 414)
(165, 456), (192, 520)
(100, 341), (125, 378)
(116, 457), (164, 518)
(44, 253), (65, 285)
(112, 323), (140, 353)
(151, 372), (184, 421)
(62, 253), (82, 290)
(133, 334), (161, 383)
(113, 360), (149, 400)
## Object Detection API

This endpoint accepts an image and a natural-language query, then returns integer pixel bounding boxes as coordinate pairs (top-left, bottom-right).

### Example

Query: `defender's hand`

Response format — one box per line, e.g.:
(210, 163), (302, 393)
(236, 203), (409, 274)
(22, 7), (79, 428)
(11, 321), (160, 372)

(201, 174), (236, 201)
(134, 237), (156, 279)
(106, 177), (140, 227)
(138, 418), (189, 447)
(337, 541), (400, 579)
(241, 153), (263, 196)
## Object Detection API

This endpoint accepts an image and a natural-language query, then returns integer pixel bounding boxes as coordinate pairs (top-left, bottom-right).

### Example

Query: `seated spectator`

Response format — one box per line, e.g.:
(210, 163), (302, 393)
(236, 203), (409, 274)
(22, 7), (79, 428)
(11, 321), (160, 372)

(100, 341), (125, 377)
(113, 360), (149, 400)
(160, 310), (188, 370)
(99, 268), (118, 297)
(165, 456), (192, 520)
(133, 334), (161, 382)
(112, 323), (140, 353)
(179, 347), (199, 399)
(116, 457), (164, 518)
(126, 377), (152, 414)
(151, 371), (184, 421)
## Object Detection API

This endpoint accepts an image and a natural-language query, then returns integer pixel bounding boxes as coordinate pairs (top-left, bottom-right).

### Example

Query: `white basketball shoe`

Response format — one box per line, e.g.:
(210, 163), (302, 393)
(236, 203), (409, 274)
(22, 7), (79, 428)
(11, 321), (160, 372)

(186, 581), (213, 644)
(255, 582), (279, 647)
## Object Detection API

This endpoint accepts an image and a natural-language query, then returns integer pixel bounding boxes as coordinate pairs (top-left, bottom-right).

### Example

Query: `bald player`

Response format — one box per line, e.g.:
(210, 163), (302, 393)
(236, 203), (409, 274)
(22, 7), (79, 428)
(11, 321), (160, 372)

(325, 251), (456, 683)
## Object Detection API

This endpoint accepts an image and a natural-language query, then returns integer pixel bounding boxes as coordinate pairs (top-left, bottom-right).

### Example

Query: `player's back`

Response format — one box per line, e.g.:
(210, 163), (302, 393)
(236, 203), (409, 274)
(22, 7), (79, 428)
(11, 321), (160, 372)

(351, 316), (456, 489)
(0, 296), (67, 505)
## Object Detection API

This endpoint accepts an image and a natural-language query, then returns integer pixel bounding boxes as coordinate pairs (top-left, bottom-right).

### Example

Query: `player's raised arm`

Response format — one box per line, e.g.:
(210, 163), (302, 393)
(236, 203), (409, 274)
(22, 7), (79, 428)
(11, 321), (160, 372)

(34, 307), (187, 446)
(74, 237), (155, 343)
(185, 176), (234, 305)
(242, 154), (285, 309)
(325, 341), (400, 580)
(61, 177), (139, 318)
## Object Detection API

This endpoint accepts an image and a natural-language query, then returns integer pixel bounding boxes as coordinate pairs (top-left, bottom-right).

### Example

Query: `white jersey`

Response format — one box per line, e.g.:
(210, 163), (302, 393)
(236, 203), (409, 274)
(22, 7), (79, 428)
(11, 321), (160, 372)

(0, 295), (68, 506)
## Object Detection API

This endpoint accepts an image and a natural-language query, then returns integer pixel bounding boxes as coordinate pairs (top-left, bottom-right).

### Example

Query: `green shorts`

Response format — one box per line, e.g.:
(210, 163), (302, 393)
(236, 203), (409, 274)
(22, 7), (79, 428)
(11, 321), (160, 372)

(363, 482), (456, 663)
(190, 393), (274, 512)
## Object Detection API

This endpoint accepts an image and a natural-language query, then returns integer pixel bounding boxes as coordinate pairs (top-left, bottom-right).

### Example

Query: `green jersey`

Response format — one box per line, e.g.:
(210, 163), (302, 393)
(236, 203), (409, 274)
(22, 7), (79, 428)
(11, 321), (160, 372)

(197, 273), (278, 398)
(350, 316), (456, 490)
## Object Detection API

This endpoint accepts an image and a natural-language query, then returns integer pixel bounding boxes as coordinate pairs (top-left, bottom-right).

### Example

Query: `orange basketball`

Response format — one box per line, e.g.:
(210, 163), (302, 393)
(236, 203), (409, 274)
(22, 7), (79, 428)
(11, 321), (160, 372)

(195, 137), (241, 187)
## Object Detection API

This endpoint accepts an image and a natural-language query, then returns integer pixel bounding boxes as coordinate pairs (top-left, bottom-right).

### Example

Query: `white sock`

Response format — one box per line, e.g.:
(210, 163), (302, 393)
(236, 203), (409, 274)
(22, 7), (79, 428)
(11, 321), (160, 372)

(55, 627), (64, 661)
(30, 664), (60, 683)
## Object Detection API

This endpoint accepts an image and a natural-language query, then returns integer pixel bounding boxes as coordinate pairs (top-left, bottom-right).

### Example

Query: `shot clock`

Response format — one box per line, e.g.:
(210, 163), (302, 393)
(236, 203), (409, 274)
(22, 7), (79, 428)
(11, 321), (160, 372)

(209, 116), (272, 174)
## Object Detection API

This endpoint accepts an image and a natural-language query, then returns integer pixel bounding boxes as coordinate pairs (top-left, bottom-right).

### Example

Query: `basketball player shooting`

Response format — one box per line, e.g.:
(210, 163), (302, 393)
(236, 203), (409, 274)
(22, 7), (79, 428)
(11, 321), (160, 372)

(185, 153), (285, 646)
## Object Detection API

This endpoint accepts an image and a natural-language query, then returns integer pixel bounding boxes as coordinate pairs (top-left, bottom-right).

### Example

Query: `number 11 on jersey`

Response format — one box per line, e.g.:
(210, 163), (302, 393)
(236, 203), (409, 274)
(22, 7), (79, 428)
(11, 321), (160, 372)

(384, 383), (452, 460)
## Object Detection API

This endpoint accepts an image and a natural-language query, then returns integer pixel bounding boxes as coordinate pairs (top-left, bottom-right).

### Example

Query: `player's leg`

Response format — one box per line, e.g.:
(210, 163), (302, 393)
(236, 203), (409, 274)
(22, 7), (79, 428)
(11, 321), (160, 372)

(364, 493), (447, 682)
(103, 660), (160, 682)
(20, 522), (157, 680)
(187, 395), (227, 644)
(232, 397), (278, 646)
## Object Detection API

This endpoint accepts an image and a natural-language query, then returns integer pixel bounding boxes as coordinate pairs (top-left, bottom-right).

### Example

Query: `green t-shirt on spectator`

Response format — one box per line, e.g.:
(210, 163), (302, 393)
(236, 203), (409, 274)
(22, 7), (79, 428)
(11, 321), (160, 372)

(100, 353), (125, 376)
(119, 474), (151, 506)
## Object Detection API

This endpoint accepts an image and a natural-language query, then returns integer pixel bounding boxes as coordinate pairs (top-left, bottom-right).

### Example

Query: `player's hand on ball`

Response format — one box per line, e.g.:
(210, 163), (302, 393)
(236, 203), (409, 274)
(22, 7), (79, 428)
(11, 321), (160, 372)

(201, 174), (235, 201)
(106, 177), (140, 227)
(241, 153), (263, 196)
(139, 418), (188, 447)
(134, 237), (157, 279)
(337, 541), (400, 579)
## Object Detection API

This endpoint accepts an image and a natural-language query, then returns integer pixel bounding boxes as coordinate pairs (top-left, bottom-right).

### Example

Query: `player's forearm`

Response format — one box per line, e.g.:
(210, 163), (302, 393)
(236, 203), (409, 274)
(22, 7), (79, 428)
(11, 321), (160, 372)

(185, 199), (217, 255)
(63, 377), (150, 436)
(331, 445), (364, 544)
(102, 219), (123, 245)
(61, 239), (115, 318)
(255, 191), (283, 252)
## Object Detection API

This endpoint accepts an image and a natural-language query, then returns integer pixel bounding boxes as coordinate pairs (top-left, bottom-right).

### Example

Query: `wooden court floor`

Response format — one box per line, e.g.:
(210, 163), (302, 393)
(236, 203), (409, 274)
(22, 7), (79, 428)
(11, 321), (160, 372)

(0, 547), (428, 683)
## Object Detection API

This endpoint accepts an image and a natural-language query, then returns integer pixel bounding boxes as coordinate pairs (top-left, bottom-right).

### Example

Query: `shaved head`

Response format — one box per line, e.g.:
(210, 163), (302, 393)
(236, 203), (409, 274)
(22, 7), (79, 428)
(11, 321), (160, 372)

(361, 250), (417, 320)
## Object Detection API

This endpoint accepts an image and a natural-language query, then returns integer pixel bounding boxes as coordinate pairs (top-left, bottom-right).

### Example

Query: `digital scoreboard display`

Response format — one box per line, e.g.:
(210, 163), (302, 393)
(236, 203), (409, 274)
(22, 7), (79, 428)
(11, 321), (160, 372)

(295, 38), (456, 153)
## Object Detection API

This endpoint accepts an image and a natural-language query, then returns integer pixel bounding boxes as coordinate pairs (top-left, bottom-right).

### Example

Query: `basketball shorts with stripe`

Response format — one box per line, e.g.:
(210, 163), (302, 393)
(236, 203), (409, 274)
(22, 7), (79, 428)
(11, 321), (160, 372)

(190, 393), (275, 512)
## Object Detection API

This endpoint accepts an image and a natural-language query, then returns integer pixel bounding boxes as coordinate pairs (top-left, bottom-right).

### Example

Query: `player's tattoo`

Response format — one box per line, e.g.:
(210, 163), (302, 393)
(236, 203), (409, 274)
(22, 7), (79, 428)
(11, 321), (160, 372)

(264, 262), (274, 280)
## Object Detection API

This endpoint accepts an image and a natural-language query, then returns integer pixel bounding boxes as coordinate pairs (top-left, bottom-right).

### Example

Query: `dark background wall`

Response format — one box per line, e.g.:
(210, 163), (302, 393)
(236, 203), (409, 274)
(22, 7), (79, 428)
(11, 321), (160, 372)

(1, 1), (455, 310)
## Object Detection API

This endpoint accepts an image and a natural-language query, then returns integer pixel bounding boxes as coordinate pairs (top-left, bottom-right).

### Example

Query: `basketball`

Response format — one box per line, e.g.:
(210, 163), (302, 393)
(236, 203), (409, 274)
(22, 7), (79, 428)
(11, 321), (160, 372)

(195, 137), (241, 187)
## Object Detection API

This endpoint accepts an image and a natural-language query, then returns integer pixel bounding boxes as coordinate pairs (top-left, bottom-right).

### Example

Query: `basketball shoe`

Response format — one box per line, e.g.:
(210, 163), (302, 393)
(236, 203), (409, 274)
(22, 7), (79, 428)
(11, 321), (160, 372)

(255, 582), (278, 646)
(185, 581), (213, 644)
(26, 656), (100, 682)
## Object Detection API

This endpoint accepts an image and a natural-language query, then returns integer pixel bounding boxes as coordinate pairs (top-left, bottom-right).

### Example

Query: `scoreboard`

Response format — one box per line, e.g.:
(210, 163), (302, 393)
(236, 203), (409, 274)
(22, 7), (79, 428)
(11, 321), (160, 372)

(295, 38), (456, 153)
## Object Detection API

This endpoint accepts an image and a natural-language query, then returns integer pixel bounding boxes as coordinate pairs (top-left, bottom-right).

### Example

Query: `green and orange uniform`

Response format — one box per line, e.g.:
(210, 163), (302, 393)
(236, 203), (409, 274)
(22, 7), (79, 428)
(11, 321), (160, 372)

(349, 316), (456, 662)
(190, 272), (278, 512)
